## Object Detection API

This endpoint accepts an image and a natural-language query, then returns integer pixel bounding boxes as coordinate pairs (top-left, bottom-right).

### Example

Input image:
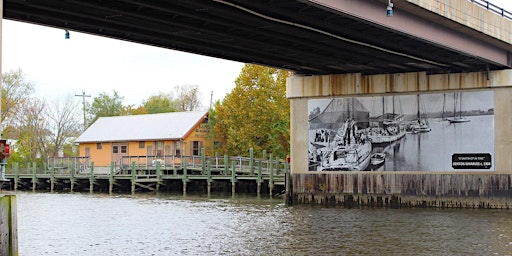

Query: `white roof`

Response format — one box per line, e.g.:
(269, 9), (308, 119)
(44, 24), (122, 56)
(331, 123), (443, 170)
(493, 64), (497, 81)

(75, 111), (208, 143)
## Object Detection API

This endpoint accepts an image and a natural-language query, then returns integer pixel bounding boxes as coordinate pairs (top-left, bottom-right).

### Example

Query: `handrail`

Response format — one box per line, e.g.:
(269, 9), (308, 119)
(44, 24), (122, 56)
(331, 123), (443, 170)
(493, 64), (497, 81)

(471, 0), (512, 20)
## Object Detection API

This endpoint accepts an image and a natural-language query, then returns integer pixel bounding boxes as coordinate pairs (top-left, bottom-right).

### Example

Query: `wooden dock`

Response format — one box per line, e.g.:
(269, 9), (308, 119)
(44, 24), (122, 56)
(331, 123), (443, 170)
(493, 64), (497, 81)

(2, 153), (287, 197)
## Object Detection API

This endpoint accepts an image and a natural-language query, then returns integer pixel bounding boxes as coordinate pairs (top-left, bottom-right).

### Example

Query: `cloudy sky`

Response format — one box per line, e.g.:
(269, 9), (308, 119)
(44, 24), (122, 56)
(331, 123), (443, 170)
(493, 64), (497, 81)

(2, 0), (511, 108)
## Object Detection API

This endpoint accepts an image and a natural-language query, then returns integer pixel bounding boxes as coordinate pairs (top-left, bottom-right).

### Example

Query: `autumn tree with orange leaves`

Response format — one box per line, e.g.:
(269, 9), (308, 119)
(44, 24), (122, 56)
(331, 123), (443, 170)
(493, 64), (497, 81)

(213, 64), (290, 159)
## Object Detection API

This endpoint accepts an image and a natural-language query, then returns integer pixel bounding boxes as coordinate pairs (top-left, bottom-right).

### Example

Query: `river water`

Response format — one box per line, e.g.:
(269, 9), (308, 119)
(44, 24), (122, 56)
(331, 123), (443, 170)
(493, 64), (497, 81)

(15, 192), (512, 256)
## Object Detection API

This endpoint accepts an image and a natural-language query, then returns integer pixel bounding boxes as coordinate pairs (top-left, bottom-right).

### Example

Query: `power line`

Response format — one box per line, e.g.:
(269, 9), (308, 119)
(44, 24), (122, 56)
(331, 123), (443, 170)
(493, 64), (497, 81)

(75, 91), (91, 131)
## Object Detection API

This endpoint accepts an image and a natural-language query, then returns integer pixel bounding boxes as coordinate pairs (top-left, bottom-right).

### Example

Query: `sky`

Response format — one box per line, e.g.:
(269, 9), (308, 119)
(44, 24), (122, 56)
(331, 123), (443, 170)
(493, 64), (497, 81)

(1, 0), (511, 109)
(2, 20), (245, 109)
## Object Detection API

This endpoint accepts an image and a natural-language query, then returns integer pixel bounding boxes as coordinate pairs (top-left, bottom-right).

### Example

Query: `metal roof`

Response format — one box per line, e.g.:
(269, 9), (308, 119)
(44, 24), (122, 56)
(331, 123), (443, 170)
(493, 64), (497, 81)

(75, 111), (208, 143)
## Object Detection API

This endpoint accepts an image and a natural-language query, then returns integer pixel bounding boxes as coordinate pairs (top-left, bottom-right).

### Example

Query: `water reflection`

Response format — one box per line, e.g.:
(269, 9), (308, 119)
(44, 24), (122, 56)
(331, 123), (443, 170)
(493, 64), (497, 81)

(16, 192), (512, 255)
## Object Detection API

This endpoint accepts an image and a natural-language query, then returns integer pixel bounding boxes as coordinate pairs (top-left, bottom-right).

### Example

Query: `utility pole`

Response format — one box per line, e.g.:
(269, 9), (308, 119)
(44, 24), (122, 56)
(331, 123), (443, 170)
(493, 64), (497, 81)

(75, 91), (91, 131)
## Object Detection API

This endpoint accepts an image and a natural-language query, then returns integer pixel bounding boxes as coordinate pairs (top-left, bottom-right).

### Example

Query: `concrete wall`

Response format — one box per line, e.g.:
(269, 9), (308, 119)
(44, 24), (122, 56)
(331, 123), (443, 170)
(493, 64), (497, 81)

(286, 69), (512, 208)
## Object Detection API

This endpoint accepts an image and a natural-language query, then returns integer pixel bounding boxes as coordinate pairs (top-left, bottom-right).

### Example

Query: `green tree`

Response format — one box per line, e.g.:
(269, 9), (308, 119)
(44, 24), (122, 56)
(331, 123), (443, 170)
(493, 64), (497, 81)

(122, 104), (148, 115)
(214, 64), (290, 158)
(143, 93), (178, 113)
(87, 90), (124, 126)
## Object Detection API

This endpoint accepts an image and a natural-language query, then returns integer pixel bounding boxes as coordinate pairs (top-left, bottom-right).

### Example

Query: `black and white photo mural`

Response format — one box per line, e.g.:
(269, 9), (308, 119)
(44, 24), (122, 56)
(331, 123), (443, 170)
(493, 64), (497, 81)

(308, 91), (495, 172)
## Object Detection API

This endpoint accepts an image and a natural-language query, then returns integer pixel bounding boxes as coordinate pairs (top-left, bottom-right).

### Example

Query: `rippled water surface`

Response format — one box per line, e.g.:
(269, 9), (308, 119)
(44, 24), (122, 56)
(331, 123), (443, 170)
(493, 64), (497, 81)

(16, 192), (512, 255)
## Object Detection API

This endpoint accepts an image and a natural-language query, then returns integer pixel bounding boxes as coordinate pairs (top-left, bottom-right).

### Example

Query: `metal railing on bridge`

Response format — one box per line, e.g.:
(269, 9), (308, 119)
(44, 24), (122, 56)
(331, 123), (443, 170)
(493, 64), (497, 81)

(471, 0), (512, 20)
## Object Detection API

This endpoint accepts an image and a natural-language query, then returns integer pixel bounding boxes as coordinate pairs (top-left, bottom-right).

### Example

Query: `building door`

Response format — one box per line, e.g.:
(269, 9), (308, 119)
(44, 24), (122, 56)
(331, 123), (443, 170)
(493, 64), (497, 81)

(112, 143), (129, 164)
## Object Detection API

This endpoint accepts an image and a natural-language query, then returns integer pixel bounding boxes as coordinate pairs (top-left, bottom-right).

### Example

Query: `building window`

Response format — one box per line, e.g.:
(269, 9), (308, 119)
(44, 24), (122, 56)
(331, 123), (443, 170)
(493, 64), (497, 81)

(192, 141), (202, 156)
(121, 145), (127, 153)
(96, 143), (102, 150)
(139, 141), (145, 148)
(113, 146), (118, 154)
(156, 141), (163, 157)
(175, 141), (181, 157)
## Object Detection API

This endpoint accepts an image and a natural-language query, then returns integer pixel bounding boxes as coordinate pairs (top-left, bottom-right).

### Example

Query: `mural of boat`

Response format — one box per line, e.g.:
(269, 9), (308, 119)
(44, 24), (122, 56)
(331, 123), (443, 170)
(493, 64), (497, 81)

(446, 92), (471, 124)
(308, 98), (372, 171)
(370, 152), (386, 167)
(317, 119), (372, 171)
(368, 96), (406, 144)
(408, 94), (431, 133)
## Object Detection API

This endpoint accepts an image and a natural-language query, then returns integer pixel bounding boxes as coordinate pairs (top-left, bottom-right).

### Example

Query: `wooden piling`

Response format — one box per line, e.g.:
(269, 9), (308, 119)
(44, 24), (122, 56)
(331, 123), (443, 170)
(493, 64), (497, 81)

(269, 154), (274, 197)
(12, 163), (18, 191)
(70, 162), (75, 192)
(89, 163), (95, 193)
(50, 166), (55, 192)
(224, 155), (228, 175)
(231, 161), (236, 197)
(257, 160), (262, 197)
(31, 163), (36, 192)
(109, 162), (114, 194)
(156, 161), (162, 191)
(0, 194), (18, 256)
(207, 161), (212, 196)
(249, 148), (254, 175)
(182, 161), (188, 195)
(130, 162), (136, 194)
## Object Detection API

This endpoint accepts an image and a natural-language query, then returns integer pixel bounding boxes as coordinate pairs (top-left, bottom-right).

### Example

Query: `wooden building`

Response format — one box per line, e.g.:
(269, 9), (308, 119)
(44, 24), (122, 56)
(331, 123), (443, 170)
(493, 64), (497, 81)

(75, 111), (214, 167)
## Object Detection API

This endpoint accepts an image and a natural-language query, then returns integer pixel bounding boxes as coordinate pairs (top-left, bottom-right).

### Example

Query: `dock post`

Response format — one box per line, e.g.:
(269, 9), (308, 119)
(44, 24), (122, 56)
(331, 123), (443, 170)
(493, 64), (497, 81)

(201, 148), (206, 175)
(109, 162), (114, 194)
(249, 148), (254, 175)
(156, 161), (162, 191)
(70, 161), (75, 192)
(224, 155), (229, 175)
(231, 161), (236, 197)
(50, 165), (55, 192)
(13, 163), (18, 191)
(207, 161), (212, 197)
(285, 171), (292, 205)
(269, 154), (274, 197)
(182, 161), (188, 195)
(131, 162), (136, 194)
(0, 194), (18, 256)
(257, 160), (262, 197)
(89, 162), (95, 193)
(31, 163), (36, 192)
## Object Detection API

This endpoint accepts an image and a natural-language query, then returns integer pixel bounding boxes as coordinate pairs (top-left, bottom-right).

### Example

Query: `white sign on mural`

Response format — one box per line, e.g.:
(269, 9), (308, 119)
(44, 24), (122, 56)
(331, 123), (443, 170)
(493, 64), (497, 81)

(307, 91), (494, 172)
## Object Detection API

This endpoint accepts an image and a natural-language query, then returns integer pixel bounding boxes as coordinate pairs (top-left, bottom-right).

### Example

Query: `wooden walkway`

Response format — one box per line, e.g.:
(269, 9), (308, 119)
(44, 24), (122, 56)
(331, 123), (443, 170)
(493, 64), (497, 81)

(3, 154), (288, 197)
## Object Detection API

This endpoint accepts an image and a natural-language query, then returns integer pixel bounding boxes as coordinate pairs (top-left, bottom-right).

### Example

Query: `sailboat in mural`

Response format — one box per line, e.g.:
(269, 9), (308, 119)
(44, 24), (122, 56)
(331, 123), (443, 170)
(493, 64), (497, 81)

(409, 94), (431, 133)
(368, 96), (405, 144)
(447, 92), (470, 123)
(318, 118), (372, 171)
(310, 98), (372, 171)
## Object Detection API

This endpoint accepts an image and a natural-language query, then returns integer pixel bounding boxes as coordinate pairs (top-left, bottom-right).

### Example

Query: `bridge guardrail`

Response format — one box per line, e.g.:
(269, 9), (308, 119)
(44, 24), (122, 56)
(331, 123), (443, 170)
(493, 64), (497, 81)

(471, 0), (512, 20)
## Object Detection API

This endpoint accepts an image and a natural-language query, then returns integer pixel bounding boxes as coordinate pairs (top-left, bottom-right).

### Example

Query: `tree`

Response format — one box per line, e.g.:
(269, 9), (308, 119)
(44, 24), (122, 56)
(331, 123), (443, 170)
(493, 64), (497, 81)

(45, 95), (81, 158)
(87, 90), (125, 126)
(173, 85), (202, 111)
(214, 64), (290, 158)
(10, 95), (81, 166)
(1, 68), (35, 138)
(11, 98), (47, 166)
(143, 93), (178, 113)
(122, 104), (148, 115)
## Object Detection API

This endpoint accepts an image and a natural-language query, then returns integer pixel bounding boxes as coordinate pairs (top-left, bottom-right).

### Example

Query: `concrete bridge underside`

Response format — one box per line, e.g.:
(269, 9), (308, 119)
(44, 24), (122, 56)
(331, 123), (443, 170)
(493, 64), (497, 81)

(2, 0), (511, 75)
